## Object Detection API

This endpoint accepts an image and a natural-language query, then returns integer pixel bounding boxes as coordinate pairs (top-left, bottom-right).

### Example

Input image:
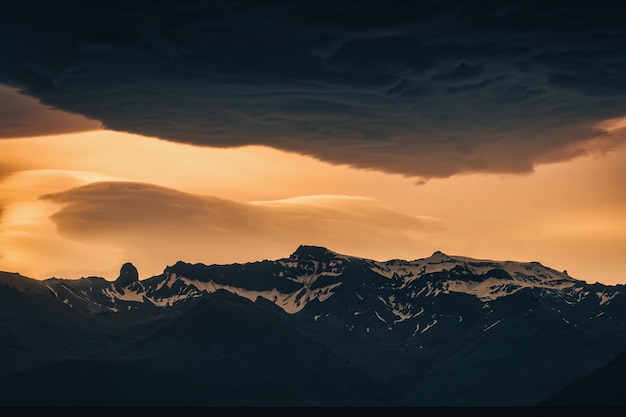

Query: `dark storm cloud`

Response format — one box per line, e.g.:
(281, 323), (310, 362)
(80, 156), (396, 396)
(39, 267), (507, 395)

(2, 0), (625, 177)
(0, 85), (100, 139)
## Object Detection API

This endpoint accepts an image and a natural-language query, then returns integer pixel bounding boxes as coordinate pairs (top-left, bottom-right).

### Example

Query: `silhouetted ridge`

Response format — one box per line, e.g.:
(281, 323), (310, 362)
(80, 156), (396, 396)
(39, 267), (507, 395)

(291, 245), (337, 263)
(537, 348), (626, 406)
(431, 250), (452, 259)
(115, 262), (138, 288)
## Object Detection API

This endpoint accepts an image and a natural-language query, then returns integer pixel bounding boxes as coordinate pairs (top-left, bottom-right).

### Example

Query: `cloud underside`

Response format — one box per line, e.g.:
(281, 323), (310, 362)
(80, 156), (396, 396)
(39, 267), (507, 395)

(2, 1), (626, 177)
(0, 85), (100, 140)
(41, 181), (443, 263)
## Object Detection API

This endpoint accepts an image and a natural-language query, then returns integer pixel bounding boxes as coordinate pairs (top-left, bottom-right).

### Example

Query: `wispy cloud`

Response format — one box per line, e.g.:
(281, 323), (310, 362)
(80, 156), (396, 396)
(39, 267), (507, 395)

(22, 181), (444, 278)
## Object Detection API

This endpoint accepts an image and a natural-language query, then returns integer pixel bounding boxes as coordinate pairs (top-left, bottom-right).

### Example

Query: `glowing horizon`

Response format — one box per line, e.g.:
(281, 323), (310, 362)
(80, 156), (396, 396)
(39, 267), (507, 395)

(0, 117), (624, 284)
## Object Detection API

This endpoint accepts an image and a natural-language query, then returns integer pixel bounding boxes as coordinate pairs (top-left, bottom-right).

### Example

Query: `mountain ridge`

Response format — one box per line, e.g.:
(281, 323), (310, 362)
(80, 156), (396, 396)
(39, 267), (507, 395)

(1, 245), (625, 406)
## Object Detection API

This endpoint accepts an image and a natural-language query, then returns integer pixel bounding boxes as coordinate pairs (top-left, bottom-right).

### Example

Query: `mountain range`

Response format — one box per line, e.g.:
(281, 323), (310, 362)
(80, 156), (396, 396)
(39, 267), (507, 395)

(1, 245), (625, 406)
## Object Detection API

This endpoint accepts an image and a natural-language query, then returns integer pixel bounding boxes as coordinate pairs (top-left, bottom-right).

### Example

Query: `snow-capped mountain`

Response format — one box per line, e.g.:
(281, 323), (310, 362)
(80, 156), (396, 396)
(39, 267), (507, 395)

(39, 245), (623, 328)
(1, 245), (625, 406)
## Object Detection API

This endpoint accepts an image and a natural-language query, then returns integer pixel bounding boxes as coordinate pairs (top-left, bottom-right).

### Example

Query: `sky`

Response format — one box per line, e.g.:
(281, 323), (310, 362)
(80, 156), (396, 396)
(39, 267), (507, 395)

(0, 1), (624, 284)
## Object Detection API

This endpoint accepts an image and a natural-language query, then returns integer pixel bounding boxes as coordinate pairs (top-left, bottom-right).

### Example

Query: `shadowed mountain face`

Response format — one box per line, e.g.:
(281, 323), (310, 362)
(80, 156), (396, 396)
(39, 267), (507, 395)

(115, 262), (139, 288)
(537, 348), (626, 407)
(0, 291), (400, 406)
(1, 245), (625, 406)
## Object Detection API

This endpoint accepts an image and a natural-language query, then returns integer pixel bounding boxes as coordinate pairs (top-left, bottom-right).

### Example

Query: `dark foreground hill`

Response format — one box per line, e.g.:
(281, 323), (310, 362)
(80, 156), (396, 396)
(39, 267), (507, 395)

(0, 291), (400, 406)
(537, 348), (626, 407)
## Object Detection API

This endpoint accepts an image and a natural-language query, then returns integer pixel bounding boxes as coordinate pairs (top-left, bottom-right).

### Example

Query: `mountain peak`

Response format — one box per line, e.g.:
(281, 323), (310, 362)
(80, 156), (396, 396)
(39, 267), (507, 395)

(115, 262), (138, 288)
(290, 245), (337, 263)
(431, 250), (451, 259)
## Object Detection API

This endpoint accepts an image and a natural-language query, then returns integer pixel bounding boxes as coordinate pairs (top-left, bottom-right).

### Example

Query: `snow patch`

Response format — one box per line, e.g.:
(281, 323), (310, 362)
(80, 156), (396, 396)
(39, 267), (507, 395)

(45, 284), (59, 299)
(483, 320), (501, 331)
(443, 277), (576, 301)
(182, 276), (342, 314)
(150, 293), (199, 307)
(421, 319), (438, 333)
(597, 291), (620, 305)
(155, 274), (177, 291)
(103, 285), (146, 302)
(374, 310), (387, 324)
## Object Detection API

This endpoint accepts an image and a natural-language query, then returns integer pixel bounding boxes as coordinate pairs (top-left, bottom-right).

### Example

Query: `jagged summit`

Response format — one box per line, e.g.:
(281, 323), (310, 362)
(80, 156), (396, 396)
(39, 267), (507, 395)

(115, 262), (138, 288)
(21, 246), (594, 317)
(290, 245), (338, 263)
(430, 250), (451, 259)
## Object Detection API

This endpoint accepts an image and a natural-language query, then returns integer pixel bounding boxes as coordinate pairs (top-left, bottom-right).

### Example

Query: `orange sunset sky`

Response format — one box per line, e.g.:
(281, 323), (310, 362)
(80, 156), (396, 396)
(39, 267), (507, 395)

(1, 85), (624, 284)
(2, 2), (626, 287)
